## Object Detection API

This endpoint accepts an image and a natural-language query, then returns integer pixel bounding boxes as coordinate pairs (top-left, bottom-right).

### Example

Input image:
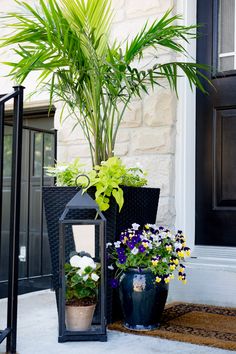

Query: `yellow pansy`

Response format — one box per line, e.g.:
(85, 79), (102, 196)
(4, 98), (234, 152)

(177, 250), (185, 258)
(152, 259), (159, 266)
(185, 249), (191, 257)
(142, 242), (149, 248)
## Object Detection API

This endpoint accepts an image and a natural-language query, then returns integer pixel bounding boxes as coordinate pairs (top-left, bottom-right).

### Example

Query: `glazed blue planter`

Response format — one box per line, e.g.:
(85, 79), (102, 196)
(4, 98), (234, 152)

(119, 268), (168, 330)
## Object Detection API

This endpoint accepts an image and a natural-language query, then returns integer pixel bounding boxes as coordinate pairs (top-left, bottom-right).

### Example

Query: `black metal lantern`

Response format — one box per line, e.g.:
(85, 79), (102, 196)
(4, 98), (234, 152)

(58, 189), (107, 342)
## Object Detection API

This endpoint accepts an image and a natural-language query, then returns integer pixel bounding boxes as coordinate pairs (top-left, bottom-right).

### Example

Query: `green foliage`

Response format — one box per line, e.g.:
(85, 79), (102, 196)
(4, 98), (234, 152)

(46, 156), (147, 211)
(83, 157), (147, 211)
(45, 158), (84, 186)
(0, 1), (211, 165)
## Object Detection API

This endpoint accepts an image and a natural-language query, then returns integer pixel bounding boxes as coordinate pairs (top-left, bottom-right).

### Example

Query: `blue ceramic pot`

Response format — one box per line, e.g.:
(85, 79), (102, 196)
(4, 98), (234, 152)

(119, 268), (168, 330)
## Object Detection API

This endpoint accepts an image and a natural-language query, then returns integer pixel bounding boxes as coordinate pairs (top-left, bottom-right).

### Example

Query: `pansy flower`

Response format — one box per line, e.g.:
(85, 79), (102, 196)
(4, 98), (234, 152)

(164, 274), (171, 283)
(110, 278), (119, 288)
(118, 254), (127, 264)
(107, 223), (190, 288)
(176, 248), (185, 258)
(138, 244), (146, 253)
(184, 247), (191, 256)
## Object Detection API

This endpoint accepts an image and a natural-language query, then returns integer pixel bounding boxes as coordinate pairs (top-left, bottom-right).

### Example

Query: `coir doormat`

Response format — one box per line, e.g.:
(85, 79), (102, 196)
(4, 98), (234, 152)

(108, 303), (236, 351)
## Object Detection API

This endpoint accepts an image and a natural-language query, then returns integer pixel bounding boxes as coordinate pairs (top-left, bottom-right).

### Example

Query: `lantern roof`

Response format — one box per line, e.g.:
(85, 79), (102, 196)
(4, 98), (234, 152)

(66, 190), (99, 209)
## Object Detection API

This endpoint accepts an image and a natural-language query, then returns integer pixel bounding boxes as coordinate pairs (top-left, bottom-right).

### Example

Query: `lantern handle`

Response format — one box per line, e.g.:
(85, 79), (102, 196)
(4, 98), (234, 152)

(75, 174), (90, 189)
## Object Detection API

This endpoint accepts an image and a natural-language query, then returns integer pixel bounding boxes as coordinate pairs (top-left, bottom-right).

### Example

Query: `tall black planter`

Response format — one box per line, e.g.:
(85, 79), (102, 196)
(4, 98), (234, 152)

(43, 186), (160, 323)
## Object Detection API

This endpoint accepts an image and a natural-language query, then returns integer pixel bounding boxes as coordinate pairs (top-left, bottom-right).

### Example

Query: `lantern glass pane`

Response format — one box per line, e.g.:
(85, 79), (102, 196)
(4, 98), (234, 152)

(72, 224), (95, 257)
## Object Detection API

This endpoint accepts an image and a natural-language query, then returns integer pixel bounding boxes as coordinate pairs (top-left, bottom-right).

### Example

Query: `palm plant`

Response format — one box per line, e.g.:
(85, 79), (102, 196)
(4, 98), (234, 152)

(0, 0), (209, 166)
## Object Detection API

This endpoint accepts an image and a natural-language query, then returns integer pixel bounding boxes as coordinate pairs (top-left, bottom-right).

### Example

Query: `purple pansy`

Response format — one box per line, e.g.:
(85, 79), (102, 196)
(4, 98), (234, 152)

(138, 244), (146, 253)
(110, 278), (119, 288)
(118, 255), (127, 264)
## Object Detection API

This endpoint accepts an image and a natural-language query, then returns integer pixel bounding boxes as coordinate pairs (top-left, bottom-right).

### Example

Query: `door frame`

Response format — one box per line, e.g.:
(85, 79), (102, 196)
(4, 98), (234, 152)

(175, 0), (197, 251)
(175, 0), (236, 258)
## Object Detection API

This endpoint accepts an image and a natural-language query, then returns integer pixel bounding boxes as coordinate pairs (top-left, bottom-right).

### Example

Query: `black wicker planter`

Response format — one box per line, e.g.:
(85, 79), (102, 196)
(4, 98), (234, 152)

(43, 186), (160, 323)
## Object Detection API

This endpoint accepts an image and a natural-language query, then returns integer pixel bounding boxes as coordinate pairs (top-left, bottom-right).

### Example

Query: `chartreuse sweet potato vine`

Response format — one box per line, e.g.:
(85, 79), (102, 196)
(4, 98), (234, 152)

(0, 0), (210, 166)
(46, 156), (148, 211)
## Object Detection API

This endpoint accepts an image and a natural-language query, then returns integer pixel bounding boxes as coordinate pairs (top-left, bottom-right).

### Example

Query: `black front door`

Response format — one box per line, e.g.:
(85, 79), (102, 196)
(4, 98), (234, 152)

(196, 0), (236, 246)
(0, 107), (56, 297)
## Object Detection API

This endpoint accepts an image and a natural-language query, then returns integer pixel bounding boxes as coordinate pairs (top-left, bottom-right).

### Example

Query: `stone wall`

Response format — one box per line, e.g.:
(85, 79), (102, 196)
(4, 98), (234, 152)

(56, 0), (177, 227)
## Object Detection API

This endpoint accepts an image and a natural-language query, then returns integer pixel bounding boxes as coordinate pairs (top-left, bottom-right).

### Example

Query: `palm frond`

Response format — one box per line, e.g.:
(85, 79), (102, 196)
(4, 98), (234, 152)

(0, 2), (211, 165)
(124, 8), (198, 63)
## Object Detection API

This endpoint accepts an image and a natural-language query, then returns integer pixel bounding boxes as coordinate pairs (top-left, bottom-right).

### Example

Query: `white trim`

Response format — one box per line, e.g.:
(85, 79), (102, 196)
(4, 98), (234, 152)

(174, 2), (236, 306)
(175, 1), (236, 257)
(175, 0), (196, 251)
(234, 0), (236, 68)
(191, 246), (236, 262)
(219, 52), (235, 57)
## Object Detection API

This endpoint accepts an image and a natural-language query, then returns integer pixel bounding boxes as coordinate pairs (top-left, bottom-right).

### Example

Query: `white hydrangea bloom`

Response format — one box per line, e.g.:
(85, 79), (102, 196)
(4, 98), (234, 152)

(70, 255), (81, 267)
(77, 256), (96, 270)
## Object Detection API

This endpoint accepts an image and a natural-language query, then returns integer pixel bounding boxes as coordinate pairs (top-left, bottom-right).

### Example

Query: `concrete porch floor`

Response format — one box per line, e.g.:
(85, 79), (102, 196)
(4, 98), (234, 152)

(0, 291), (234, 354)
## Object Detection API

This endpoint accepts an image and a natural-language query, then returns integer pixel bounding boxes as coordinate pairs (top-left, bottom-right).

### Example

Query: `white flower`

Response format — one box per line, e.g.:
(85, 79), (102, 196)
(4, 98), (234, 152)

(131, 247), (139, 255)
(91, 273), (99, 281)
(108, 265), (114, 270)
(132, 223), (140, 230)
(114, 241), (121, 248)
(83, 274), (89, 281)
(70, 255), (81, 268)
(77, 256), (96, 270)
(174, 242), (182, 250)
(152, 235), (159, 242)
(147, 223), (158, 230)
(160, 232), (167, 239)
(106, 242), (112, 248)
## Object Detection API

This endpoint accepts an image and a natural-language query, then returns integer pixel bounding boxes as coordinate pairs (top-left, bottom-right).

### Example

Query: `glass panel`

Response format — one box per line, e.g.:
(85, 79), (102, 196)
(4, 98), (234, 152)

(72, 225), (95, 257)
(218, 0), (235, 54)
(3, 125), (13, 177)
(219, 56), (234, 71)
(33, 132), (43, 177)
(43, 133), (54, 176)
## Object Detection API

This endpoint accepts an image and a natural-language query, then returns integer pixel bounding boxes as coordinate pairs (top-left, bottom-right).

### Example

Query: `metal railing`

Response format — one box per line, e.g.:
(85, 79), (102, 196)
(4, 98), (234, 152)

(0, 86), (24, 353)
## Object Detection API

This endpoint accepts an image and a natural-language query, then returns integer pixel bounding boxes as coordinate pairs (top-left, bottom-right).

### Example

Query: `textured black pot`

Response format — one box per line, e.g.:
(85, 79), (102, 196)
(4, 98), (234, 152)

(43, 186), (160, 323)
(119, 268), (168, 330)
